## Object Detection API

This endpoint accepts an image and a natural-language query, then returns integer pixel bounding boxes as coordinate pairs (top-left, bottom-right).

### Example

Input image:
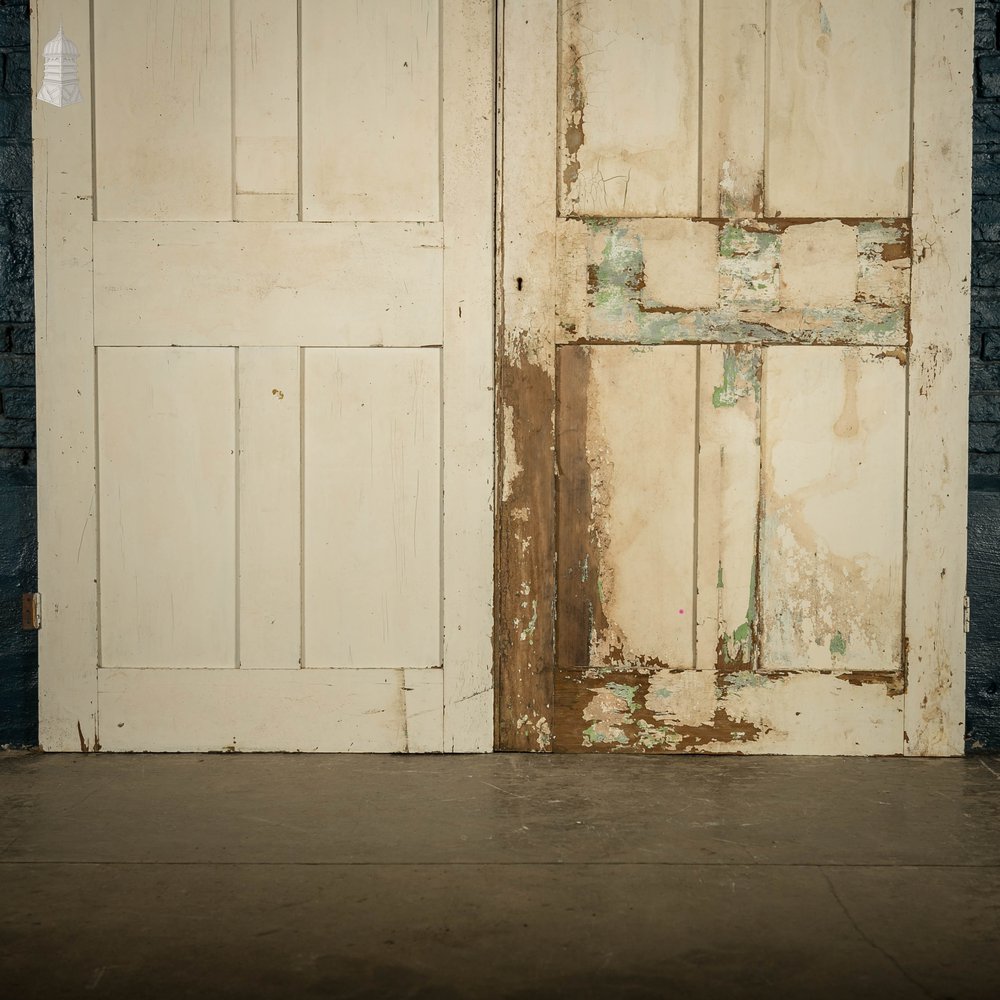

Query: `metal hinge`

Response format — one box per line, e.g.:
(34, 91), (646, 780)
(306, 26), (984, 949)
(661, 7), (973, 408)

(964, 594), (971, 634)
(21, 593), (40, 631)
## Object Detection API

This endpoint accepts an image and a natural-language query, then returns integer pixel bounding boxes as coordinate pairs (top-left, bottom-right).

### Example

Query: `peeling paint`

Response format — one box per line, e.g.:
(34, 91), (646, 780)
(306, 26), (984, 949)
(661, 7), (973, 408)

(559, 219), (909, 347)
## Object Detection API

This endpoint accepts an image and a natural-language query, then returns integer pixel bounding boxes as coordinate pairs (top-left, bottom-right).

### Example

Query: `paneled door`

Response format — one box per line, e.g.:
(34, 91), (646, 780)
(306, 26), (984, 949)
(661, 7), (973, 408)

(32, 0), (494, 751)
(497, 1), (973, 754)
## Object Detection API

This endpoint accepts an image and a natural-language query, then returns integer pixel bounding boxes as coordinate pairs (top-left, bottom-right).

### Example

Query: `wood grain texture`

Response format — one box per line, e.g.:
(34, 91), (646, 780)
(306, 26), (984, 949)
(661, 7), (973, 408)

(97, 348), (237, 670)
(496, 0), (558, 751)
(759, 347), (906, 673)
(93, 0), (232, 221)
(441, 0), (495, 751)
(767, 0), (912, 218)
(904, 1), (974, 755)
(301, 0), (440, 222)
(233, 0), (299, 221)
(98, 667), (443, 752)
(303, 348), (441, 670)
(559, 0), (700, 217)
(94, 222), (443, 347)
(701, 0), (766, 218)
(32, 0), (99, 750)
(238, 348), (301, 670)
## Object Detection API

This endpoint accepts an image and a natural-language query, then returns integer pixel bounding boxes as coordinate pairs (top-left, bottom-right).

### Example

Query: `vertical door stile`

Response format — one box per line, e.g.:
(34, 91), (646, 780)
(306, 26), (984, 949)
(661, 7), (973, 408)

(904, 2), (974, 755)
(442, 0), (496, 752)
(32, 0), (99, 750)
(495, 0), (559, 751)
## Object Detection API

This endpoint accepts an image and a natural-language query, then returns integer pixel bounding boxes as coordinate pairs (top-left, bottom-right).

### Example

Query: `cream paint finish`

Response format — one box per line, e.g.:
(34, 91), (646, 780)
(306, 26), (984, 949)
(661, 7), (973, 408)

(32, 0), (494, 753)
(499, 0), (971, 755)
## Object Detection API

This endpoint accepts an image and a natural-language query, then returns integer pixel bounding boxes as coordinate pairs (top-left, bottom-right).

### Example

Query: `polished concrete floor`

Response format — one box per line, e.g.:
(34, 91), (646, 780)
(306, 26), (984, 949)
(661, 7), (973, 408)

(1, 753), (999, 999)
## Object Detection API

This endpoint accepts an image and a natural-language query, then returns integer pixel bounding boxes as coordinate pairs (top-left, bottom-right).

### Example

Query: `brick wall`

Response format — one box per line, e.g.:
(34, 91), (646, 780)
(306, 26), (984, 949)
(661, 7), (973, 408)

(0, 0), (36, 747)
(973, 1), (1000, 469)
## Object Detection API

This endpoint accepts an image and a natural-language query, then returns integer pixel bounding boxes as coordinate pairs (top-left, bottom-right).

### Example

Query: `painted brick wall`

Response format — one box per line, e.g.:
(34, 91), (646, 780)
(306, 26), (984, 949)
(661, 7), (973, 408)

(968, 0), (1000, 751)
(0, 2), (996, 750)
(0, 0), (36, 748)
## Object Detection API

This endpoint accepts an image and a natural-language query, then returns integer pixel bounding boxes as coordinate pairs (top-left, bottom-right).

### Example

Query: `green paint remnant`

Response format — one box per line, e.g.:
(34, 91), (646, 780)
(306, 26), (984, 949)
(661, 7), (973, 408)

(719, 557), (757, 665)
(830, 632), (847, 656)
(597, 577), (605, 605)
(519, 600), (538, 644)
(583, 724), (629, 747)
(725, 670), (769, 692)
(717, 563), (724, 589)
(819, 4), (832, 36)
(606, 683), (639, 713)
(712, 348), (761, 408)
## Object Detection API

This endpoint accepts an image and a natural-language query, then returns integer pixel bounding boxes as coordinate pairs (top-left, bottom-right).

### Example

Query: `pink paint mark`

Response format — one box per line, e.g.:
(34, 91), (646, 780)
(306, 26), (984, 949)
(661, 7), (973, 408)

(678, 609), (685, 615)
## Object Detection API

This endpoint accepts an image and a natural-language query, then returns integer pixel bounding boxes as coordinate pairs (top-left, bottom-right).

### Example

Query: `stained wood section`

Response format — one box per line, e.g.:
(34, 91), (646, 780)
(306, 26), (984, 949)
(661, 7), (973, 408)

(93, 222), (443, 347)
(556, 218), (909, 347)
(904, 3), (974, 755)
(98, 667), (443, 752)
(496, 0), (558, 751)
(93, 0), (232, 221)
(32, 0), (99, 750)
(441, 0), (495, 751)
(559, 0), (700, 218)
(554, 666), (902, 755)
(759, 347), (906, 673)
(233, 0), (299, 222)
(301, 0), (440, 222)
(238, 348), (300, 670)
(696, 345), (762, 672)
(97, 348), (237, 670)
(767, 0), (912, 218)
(701, 0), (766, 218)
(303, 349), (441, 670)
(558, 346), (697, 671)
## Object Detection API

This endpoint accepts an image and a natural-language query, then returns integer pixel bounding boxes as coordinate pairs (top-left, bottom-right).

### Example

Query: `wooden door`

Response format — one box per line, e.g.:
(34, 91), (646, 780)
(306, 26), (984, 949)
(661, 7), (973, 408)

(32, 0), (494, 752)
(497, 0), (973, 755)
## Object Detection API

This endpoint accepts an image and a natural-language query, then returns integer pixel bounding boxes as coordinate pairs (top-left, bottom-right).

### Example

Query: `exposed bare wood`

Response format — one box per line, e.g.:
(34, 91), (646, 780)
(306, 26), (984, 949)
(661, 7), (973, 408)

(496, 0), (558, 751)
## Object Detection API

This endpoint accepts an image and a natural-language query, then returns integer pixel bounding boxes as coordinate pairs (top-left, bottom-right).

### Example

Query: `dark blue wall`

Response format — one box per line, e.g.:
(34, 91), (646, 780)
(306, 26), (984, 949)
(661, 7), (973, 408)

(0, 0), (35, 748)
(968, 0), (1000, 751)
(0, 1), (997, 750)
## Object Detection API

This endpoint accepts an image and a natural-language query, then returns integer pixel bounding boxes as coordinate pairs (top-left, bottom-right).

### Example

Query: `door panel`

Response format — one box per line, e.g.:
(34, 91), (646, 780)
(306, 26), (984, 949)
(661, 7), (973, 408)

(98, 347), (238, 670)
(303, 348), (441, 669)
(33, 0), (494, 752)
(498, 0), (972, 755)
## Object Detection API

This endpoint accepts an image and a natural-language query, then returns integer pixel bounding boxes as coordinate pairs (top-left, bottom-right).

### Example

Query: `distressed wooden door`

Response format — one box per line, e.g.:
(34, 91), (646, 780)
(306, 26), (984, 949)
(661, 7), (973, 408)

(32, 0), (493, 752)
(497, 0), (972, 754)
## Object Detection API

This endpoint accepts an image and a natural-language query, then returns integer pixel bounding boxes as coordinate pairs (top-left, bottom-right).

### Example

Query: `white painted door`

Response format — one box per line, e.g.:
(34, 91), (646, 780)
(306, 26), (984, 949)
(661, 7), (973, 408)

(32, 0), (494, 752)
(497, 0), (973, 755)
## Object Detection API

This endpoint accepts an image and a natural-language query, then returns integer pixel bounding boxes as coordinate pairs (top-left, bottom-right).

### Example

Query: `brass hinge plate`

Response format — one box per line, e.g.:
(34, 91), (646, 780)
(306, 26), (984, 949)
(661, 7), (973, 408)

(21, 593), (40, 631)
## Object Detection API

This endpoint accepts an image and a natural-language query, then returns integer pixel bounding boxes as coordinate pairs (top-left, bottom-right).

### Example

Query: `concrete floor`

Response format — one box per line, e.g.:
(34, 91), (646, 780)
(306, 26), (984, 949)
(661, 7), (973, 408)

(1, 755), (999, 1000)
